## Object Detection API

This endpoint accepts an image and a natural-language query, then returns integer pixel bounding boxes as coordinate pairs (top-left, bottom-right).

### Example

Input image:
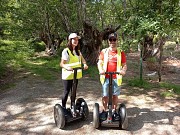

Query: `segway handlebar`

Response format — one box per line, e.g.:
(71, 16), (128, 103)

(99, 72), (120, 75)
(72, 67), (83, 70)
(65, 67), (82, 71)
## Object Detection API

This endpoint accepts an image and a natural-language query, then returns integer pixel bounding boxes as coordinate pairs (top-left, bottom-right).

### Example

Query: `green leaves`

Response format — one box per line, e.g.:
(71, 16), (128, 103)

(0, 0), (179, 47)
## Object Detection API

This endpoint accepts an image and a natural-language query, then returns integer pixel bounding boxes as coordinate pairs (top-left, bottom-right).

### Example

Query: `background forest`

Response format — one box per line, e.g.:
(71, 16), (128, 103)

(0, 0), (180, 94)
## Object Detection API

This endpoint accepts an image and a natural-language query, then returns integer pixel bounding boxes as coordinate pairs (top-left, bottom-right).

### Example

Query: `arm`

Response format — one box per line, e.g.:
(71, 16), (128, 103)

(120, 63), (127, 76)
(97, 51), (105, 74)
(119, 51), (127, 76)
(81, 54), (88, 70)
(60, 49), (73, 71)
(60, 59), (73, 71)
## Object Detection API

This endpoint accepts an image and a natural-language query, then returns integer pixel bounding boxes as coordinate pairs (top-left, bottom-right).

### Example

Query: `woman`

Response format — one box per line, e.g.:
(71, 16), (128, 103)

(60, 33), (88, 108)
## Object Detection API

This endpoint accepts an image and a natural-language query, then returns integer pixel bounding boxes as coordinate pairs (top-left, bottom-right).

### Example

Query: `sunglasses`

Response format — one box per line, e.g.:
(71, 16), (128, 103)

(109, 38), (117, 42)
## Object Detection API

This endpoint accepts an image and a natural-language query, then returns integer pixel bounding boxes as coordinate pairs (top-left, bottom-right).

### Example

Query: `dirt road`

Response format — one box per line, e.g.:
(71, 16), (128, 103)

(0, 52), (180, 135)
(0, 73), (179, 135)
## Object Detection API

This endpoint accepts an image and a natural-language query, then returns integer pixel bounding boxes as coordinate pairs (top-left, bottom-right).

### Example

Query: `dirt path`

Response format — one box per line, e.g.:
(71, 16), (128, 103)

(0, 53), (180, 135)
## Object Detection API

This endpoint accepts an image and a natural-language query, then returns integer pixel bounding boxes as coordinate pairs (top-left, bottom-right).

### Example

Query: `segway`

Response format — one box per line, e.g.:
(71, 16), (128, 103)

(93, 72), (128, 129)
(54, 67), (89, 129)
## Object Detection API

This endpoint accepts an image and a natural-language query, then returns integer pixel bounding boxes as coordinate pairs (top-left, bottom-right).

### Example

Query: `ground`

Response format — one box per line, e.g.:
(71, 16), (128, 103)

(0, 52), (180, 135)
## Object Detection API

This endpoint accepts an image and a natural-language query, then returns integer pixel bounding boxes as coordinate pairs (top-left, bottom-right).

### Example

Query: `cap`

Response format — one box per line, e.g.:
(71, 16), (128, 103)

(108, 33), (117, 39)
(68, 33), (81, 40)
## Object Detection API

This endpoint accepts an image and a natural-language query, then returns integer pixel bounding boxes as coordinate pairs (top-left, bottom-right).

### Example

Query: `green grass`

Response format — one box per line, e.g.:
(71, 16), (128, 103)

(125, 77), (180, 97)
(160, 91), (174, 97)
(126, 78), (154, 89)
(0, 40), (33, 77)
(21, 56), (60, 80)
(159, 82), (180, 95)
(0, 40), (60, 81)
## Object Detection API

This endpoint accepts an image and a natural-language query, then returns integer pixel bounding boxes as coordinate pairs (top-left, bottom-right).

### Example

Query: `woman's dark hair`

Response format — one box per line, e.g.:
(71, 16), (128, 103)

(67, 39), (80, 56)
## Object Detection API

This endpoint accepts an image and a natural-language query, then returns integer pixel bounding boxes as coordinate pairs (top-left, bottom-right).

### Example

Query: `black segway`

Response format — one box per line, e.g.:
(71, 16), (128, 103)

(54, 67), (89, 129)
(93, 72), (128, 129)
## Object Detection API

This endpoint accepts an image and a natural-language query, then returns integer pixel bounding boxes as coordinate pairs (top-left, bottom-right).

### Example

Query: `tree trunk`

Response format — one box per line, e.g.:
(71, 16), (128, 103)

(158, 37), (164, 82)
(80, 22), (121, 65)
(45, 11), (55, 55)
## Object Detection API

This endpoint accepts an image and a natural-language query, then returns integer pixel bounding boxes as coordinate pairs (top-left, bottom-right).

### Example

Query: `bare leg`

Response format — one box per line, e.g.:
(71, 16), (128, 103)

(112, 95), (118, 110)
(102, 96), (108, 111)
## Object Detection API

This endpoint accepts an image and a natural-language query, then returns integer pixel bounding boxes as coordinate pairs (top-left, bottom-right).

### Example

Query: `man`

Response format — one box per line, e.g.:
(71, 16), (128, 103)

(97, 32), (127, 116)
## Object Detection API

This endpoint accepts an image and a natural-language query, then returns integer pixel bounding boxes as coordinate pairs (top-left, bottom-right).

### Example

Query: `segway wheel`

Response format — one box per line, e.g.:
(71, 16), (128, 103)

(118, 103), (128, 130)
(93, 103), (100, 129)
(76, 98), (89, 120)
(54, 104), (65, 129)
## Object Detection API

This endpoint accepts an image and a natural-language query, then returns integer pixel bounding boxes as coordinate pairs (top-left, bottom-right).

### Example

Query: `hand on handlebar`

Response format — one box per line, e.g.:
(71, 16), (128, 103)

(120, 70), (126, 76)
(66, 66), (73, 71)
(99, 70), (126, 75)
(67, 66), (88, 71)
(99, 70), (105, 75)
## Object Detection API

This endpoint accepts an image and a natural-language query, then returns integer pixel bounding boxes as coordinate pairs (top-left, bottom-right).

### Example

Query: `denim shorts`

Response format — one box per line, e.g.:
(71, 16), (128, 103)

(102, 78), (120, 97)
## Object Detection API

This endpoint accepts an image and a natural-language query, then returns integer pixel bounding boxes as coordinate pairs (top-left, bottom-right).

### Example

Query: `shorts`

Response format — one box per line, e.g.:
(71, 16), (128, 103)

(102, 78), (120, 97)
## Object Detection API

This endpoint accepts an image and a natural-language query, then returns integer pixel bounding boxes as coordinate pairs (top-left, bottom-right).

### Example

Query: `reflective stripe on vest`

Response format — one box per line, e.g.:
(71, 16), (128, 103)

(62, 48), (82, 80)
(100, 48), (122, 86)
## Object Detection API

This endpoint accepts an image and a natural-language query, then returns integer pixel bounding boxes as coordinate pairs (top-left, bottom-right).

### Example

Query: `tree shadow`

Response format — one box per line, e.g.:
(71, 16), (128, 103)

(127, 107), (180, 131)
(1, 75), (179, 134)
(0, 96), (93, 134)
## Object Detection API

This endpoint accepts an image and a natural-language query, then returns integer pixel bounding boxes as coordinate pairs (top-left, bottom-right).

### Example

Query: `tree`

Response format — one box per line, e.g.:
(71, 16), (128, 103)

(1, 0), (179, 75)
(120, 0), (180, 82)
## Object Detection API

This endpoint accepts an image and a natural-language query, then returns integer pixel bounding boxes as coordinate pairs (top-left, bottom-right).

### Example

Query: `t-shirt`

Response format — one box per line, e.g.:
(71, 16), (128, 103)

(99, 49), (126, 78)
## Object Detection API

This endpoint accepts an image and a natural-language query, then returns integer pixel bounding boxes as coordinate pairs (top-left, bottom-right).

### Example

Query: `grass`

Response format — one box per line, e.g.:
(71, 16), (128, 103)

(0, 40), (60, 81)
(125, 77), (180, 97)
(0, 40), (33, 77)
(21, 56), (60, 80)
(159, 82), (180, 95)
(126, 78), (154, 90)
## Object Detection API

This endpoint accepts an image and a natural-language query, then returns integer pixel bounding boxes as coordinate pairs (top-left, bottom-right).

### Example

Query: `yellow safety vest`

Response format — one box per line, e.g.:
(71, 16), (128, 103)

(62, 48), (82, 80)
(99, 48), (122, 86)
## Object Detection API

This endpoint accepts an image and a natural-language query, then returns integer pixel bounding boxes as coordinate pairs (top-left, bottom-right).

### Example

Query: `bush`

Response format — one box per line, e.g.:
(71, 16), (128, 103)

(28, 38), (46, 52)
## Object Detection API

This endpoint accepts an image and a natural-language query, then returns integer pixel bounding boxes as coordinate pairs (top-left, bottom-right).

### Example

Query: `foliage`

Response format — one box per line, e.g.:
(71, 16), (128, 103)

(121, 0), (180, 50)
(0, 40), (34, 77)
(125, 78), (180, 97)
(127, 78), (153, 89)
(159, 82), (180, 95)
(1, 0), (179, 51)
(28, 39), (46, 52)
(0, 39), (61, 80)
(83, 65), (99, 79)
(21, 56), (60, 80)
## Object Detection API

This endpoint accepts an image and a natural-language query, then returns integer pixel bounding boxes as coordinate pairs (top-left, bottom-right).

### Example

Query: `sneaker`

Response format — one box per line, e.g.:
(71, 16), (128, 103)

(100, 111), (107, 120)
